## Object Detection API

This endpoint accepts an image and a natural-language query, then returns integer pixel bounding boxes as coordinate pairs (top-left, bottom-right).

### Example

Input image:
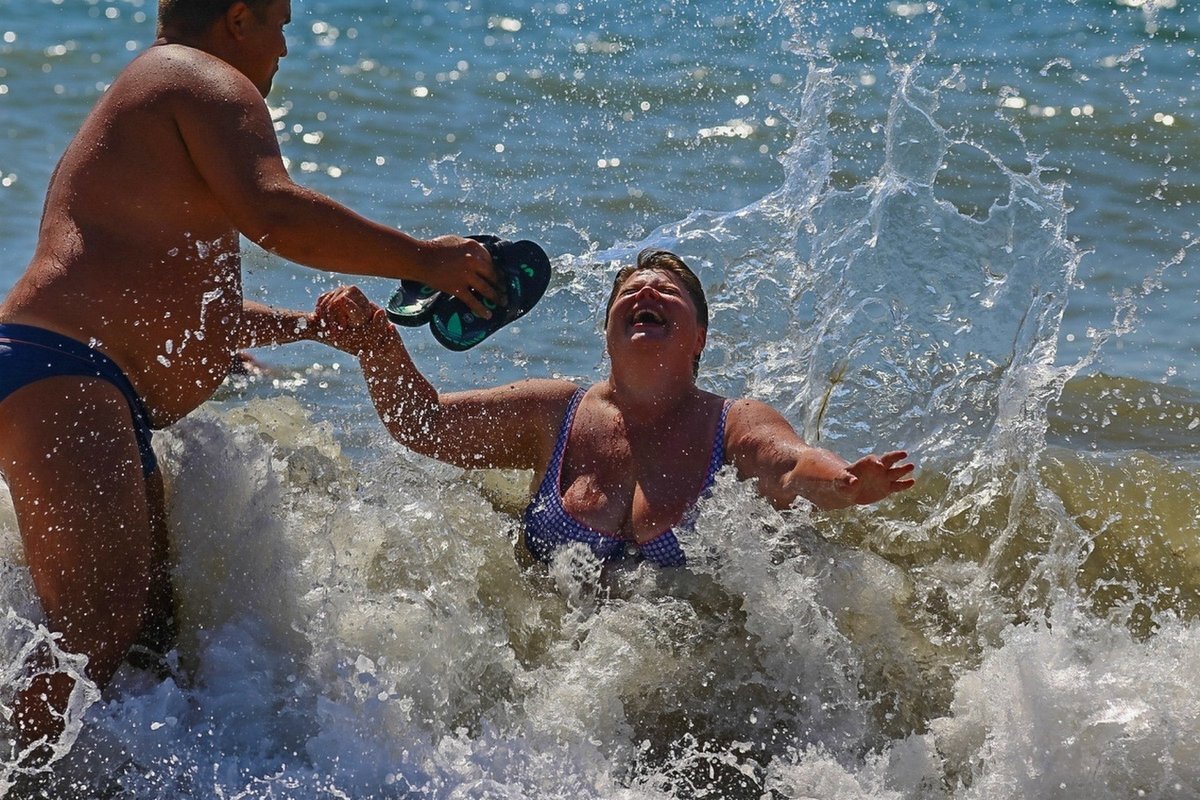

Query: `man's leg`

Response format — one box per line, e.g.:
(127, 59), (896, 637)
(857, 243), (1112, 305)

(0, 376), (161, 750)
(129, 466), (178, 673)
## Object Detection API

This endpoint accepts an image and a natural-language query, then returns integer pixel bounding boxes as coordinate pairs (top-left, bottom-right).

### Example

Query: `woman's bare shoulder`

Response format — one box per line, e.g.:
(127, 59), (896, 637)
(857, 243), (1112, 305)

(723, 396), (798, 442)
(443, 377), (580, 422)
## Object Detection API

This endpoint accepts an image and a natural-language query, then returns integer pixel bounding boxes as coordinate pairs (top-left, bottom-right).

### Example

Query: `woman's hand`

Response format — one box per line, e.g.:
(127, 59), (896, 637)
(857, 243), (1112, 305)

(773, 447), (915, 510)
(840, 450), (915, 505)
(314, 285), (395, 356)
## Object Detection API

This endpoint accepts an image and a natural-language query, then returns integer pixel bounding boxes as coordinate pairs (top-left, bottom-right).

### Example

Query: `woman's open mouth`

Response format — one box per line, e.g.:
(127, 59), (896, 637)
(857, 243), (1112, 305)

(631, 308), (665, 328)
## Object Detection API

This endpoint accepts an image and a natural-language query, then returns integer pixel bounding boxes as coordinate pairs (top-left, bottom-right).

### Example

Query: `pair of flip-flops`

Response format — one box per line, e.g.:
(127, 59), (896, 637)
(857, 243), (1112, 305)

(386, 235), (552, 351)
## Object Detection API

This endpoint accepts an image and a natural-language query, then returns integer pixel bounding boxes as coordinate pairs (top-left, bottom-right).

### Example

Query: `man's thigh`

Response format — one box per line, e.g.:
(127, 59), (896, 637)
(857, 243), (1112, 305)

(0, 376), (157, 680)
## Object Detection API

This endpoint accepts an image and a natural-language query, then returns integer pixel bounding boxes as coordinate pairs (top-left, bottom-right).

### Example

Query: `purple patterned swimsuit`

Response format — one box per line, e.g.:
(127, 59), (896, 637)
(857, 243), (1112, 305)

(522, 388), (731, 568)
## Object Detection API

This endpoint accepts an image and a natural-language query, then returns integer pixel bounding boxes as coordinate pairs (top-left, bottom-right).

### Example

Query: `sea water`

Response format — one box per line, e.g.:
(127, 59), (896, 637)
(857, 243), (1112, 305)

(0, 0), (1199, 797)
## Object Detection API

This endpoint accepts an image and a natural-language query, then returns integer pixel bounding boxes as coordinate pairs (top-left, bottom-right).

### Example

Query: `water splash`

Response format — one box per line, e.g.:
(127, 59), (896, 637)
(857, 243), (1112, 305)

(0, 614), (100, 793)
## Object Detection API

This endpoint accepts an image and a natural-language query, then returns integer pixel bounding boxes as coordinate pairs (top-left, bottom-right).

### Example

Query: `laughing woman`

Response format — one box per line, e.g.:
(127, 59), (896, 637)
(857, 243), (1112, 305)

(315, 249), (915, 568)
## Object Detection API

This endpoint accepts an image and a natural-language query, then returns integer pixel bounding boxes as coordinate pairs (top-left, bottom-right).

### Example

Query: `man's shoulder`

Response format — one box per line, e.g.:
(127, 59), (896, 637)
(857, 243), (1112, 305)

(115, 44), (249, 100)
(129, 42), (225, 71)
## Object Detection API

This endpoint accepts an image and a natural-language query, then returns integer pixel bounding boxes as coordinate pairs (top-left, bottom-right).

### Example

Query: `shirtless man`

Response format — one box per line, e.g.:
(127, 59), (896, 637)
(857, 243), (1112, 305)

(0, 0), (502, 754)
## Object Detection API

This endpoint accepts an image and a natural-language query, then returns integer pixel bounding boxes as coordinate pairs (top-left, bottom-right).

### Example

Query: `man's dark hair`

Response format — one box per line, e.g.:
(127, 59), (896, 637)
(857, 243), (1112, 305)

(604, 248), (709, 376)
(158, 0), (273, 37)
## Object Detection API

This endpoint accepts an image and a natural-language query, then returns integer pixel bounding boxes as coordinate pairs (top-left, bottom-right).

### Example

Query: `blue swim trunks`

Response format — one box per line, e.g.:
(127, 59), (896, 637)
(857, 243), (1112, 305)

(0, 323), (158, 477)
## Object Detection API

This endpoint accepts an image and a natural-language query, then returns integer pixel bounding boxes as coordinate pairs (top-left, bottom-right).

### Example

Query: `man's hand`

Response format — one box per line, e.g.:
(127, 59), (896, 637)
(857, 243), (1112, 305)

(409, 235), (506, 319)
(314, 285), (395, 357)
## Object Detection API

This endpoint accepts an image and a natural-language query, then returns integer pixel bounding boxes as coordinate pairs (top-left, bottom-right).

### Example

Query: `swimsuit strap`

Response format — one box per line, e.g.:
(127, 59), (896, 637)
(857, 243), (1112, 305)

(541, 386), (587, 494)
(701, 399), (734, 492)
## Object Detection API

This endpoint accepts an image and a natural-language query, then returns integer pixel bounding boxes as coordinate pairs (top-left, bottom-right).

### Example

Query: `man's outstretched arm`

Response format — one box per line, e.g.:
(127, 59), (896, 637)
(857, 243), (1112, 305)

(164, 48), (502, 317)
(235, 300), (319, 350)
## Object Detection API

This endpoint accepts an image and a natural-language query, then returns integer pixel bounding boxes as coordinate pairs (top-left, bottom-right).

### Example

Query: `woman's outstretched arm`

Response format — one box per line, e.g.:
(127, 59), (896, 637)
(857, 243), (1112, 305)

(724, 398), (915, 510)
(313, 285), (573, 471)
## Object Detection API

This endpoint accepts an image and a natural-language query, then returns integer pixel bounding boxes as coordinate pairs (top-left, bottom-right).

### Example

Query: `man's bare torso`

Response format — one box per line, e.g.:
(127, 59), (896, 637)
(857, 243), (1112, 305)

(0, 44), (253, 426)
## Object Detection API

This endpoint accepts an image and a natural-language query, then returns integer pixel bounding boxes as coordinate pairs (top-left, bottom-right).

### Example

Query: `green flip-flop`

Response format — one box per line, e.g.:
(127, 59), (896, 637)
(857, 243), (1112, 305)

(385, 279), (441, 327)
(429, 238), (551, 351)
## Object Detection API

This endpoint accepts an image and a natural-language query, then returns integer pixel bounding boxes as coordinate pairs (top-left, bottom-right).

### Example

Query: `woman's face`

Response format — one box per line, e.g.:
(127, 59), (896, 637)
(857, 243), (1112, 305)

(605, 269), (706, 372)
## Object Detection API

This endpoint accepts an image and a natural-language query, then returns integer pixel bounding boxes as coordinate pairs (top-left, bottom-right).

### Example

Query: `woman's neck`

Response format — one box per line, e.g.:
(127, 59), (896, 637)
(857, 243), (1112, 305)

(603, 365), (698, 422)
